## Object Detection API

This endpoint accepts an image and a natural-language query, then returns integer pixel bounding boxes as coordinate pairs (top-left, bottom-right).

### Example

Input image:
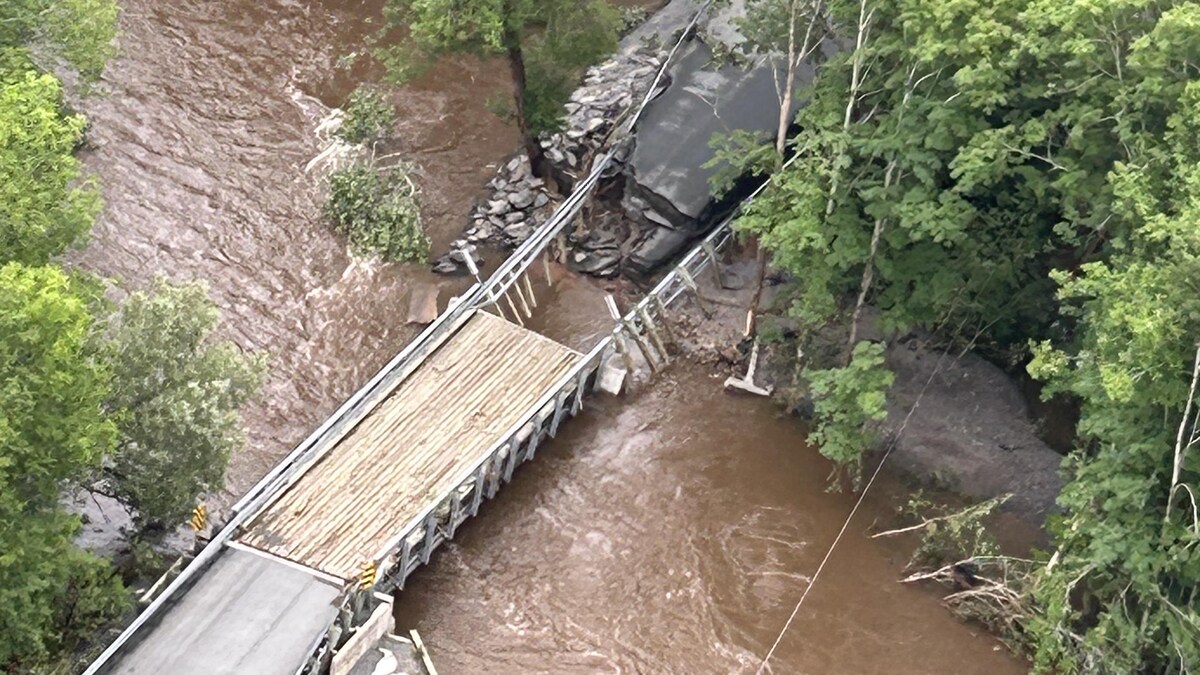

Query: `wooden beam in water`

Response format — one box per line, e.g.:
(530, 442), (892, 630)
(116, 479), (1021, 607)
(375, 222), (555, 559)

(513, 279), (533, 318)
(503, 291), (525, 327)
(522, 274), (538, 309)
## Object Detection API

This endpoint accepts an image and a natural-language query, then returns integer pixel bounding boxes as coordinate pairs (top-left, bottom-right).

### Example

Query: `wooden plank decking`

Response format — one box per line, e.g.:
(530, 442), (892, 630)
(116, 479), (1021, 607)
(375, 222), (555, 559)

(238, 310), (579, 580)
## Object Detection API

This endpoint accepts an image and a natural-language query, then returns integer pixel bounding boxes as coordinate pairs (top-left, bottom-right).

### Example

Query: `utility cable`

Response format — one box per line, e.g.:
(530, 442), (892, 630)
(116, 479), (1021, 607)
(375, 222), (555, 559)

(756, 345), (958, 673)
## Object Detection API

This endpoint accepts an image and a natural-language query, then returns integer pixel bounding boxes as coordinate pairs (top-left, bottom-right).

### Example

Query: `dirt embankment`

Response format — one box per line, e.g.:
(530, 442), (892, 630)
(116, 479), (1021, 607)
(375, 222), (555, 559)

(881, 340), (1064, 525)
(663, 256), (1065, 529)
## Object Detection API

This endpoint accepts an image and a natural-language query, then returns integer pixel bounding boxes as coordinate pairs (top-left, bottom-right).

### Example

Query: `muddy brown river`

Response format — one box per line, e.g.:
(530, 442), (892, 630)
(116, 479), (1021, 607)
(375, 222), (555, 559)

(73, 0), (1028, 672)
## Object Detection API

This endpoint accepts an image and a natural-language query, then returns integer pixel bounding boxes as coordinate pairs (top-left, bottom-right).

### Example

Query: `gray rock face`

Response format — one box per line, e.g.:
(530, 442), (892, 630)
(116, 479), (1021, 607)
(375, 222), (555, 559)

(507, 188), (534, 209)
(539, 47), (665, 179)
(503, 222), (533, 242)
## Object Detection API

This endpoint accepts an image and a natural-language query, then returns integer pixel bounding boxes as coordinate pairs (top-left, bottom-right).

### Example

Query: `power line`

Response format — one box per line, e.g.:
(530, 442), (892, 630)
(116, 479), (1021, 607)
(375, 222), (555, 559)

(755, 346), (956, 673)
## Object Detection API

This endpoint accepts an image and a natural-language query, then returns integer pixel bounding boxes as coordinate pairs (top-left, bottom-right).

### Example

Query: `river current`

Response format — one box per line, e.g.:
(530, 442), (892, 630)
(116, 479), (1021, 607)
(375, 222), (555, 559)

(74, 1), (1027, 672)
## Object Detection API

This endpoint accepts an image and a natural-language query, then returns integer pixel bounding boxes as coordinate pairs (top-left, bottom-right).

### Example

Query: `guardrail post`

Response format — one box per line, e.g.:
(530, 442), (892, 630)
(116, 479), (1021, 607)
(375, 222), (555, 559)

(639, 305), (670, 365)
(470, 464), (485, 516)
(522, 274), (538, 309)
(676, 267), (712, 318)
(513, 277), (533, 318)
(549, 389), (570, 437)
(701, 240), (726, 288)
(572, 368), (589, 414)
(622, 317), (660, 373)
(525, 413), (546, 461)
(503, 437), (519, 482)
(448, 492), (463, 538)
(398, 538), (412, 590)
(503, 291), (525, 326)
(420, 511), (437, 563)
(487, 451), (503, 498)
(652, 296), (678, 347)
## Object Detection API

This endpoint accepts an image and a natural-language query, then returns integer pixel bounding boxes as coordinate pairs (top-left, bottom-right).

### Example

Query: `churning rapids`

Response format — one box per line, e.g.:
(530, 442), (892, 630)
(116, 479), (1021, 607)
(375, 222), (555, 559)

(72, 0), (1028, 672)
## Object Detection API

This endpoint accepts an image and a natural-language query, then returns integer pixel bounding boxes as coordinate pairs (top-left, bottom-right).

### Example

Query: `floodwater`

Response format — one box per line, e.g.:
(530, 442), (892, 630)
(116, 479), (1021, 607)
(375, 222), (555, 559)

(74, 0), (1027, 673)
(395, 282), (1028, 674)
(72, 0), (514, 503)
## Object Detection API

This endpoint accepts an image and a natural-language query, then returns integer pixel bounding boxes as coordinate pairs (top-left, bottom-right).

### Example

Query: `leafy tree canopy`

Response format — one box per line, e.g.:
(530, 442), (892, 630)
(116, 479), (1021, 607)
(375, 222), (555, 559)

(0, 0), (118, 78)
(99, 279), (265, 530)
(0, 60), (100, 266)
(380, 0), (619, 151)
(0, 262), (125, 667)
(739, 0), (1200, 670)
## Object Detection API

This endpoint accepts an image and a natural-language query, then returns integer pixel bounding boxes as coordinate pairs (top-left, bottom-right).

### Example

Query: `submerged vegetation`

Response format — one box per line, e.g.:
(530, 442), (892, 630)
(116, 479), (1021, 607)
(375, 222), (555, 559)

(336, 87), (397, 145)
(326, 161), (428, 263)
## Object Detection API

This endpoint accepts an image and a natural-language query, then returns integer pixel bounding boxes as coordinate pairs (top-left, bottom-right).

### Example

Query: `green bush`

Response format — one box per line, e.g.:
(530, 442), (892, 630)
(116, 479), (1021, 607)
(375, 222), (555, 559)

(804, 341), (894, 484)
(325, 163), (427, 263)
(336, 87), (396, 145)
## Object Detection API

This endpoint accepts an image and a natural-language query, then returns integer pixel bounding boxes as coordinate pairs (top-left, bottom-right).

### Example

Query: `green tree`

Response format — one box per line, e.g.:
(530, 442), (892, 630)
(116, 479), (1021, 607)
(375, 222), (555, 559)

(380, 0), (619, 171)
(0, 0), (118, 79)
(0, 62), (100, 266)
(0, 263), (127, 667)
(737, 0), (1200, 670)
(1025, 69), (1200, 671)
(804, 341), (894, 482)
(98, 279), (265, 532)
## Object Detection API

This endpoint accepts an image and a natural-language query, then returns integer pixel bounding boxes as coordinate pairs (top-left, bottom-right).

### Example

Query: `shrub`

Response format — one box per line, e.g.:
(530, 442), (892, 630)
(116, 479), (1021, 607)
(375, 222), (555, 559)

(804, 341), (894, 485)
(325, 163), (427, 262)
(336, 87), (397, 145)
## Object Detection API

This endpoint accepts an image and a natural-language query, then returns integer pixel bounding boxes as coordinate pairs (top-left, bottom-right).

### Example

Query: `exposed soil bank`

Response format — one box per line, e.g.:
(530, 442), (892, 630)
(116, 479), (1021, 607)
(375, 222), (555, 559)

(679, 253), (1065, 533)
(883, 341), (1065, 526)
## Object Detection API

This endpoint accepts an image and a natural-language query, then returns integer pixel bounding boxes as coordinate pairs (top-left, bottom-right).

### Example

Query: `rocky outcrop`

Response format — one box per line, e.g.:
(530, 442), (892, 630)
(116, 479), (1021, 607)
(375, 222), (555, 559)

(433, 48), (667, 276)
(539, 50), (665, 181)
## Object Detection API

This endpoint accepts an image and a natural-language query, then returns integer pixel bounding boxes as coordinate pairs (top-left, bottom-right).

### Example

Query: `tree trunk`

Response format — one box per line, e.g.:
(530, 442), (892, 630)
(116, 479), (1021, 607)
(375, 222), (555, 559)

(503, 31), (545, 177)
(844, 159), (896, 365)
(775, 1), (800, 158)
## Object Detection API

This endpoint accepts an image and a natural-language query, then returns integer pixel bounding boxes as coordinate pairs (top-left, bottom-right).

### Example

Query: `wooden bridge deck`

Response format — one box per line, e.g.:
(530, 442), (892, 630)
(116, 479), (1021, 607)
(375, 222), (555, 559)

(238, 310), (578, 580)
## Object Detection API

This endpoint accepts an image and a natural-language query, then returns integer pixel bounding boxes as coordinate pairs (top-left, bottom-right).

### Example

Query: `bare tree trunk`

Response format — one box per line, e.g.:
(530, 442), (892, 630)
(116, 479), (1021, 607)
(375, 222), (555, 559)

(1167, 343), (1200, 526)
(503, 22), (544, 176)
(825, 0), (871, 217)
(844, 160), (894, 364)
(775, 1), (800, 158)
(748, 0), (824, 339)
